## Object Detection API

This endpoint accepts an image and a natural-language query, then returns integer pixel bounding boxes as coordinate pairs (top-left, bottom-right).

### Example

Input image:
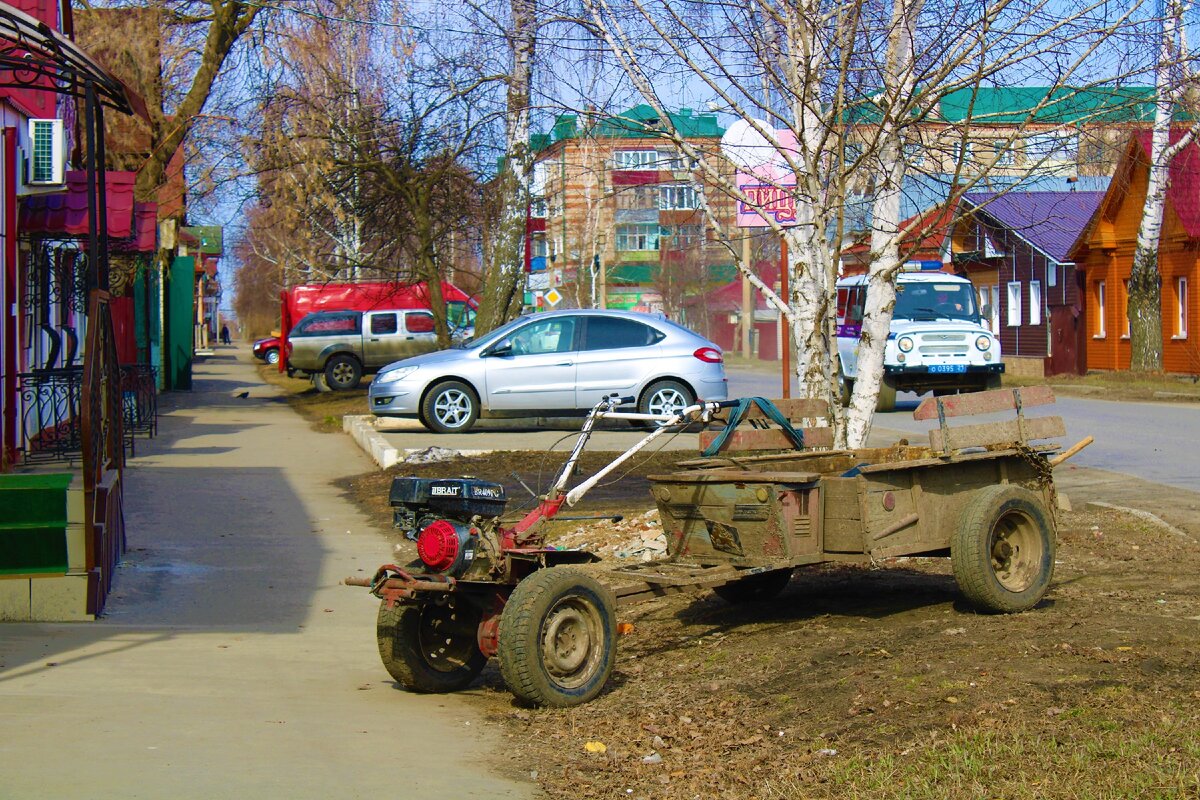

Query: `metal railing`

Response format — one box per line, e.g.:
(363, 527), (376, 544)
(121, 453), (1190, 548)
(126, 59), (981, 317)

(120, 364), (158, 455)
(17, 366), (85, 464)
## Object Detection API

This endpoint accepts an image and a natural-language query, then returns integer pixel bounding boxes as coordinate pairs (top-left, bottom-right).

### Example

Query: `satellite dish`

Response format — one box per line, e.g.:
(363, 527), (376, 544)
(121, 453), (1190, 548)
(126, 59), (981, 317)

(720, 118), (783, 173)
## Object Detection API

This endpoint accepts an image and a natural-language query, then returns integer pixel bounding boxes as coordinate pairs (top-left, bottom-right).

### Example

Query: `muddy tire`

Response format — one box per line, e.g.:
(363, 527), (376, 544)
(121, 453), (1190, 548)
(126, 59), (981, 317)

(324, 354), (362, 391)
(421, 380), (479, 433)
(498, 567), (617, 707)
(875, 377), (897, 413)
(311, 372), (331, 392)
(713, 568), (793, 603)
(377, 598), (486, 693)
(952, 485), (1055, 613)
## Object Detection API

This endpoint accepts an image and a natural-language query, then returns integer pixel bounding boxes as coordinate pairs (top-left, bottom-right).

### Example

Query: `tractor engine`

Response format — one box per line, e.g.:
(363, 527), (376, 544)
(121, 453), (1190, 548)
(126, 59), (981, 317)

(388, 477), (508, 577)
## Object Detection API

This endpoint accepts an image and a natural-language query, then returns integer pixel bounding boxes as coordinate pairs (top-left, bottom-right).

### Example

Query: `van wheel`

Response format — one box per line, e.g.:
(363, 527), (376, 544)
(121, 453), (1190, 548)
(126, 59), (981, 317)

(325, 355), (362, 390)
(875, 377), (897, 412)
(985, 374), (1003, 391)
(422, 381), (479, 433)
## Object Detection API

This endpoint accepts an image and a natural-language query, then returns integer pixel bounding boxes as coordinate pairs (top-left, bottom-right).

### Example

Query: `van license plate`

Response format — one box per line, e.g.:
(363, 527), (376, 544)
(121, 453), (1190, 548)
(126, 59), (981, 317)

(929, 364), (967, 373)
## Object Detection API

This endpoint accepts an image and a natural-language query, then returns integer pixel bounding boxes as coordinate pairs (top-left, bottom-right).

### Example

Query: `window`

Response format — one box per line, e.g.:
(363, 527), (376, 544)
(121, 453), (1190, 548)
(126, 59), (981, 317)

(1047, 263), (1058, 288)
(405, 311), (435, 334)
(1025, 131), (1078, 162)
(662, 224), (704, 248)
(956, 139), (975, 166)
(369, 313), (398, 335)
(292, 311), (359, 336)
(844, 143), (864, 164)
(1029, 281), (1042, 326)
(613, 150), (657, 170)
(1178, 277), (1189, 338)
(447, 301), (476, 329)
(837, 286), (865, 327)
(994, 141), (1015, 166)
(663, 152), (697, 172)
(530, 197), (548, 218)
(658, 184), (699, 210)
(510, 317), (577, 355)
(582, 317), (663, 350)
(531, 236), (549, 258)
(903, 141), (923, 168)
(614, 185), (656, 210)
(1095, 280), (1106, 337)
(1007, 281), (1022, 326)
(615, 223), (659, 251)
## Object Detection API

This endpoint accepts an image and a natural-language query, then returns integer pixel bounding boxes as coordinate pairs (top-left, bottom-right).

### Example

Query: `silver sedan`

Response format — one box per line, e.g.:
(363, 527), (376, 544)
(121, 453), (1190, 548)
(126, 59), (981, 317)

(367, 309), (729, 433)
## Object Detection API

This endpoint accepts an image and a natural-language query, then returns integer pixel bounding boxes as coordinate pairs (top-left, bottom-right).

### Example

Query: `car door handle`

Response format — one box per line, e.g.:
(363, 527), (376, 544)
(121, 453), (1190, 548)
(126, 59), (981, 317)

(555, 361), (573, 366)
(369, 337), (380, 342)
(406, 336), (415, 340)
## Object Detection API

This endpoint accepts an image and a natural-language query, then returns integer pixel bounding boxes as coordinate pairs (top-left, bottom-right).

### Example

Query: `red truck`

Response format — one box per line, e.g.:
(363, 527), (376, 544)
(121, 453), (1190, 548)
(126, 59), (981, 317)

(250, 281), (476, 372)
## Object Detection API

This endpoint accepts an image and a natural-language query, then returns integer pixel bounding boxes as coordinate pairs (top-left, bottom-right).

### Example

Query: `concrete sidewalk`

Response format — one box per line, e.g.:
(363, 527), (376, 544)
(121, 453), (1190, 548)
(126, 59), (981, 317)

(0, 346), (535, 799)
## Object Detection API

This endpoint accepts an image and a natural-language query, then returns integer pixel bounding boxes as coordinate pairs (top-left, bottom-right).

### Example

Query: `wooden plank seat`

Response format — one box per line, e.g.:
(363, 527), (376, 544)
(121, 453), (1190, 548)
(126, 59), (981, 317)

(698, 398), (834, 454)
(912, 386), (1064, 454)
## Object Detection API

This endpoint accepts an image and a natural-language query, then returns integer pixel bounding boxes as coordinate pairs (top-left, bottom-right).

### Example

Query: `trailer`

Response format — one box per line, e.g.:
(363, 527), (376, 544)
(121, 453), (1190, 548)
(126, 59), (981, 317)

(348, 387), (1088, 707)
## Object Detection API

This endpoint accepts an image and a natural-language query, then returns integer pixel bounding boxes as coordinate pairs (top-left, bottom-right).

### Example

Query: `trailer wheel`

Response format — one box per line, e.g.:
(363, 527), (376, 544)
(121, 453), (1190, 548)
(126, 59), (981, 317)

(952, 485), (1055, 613)
(498, 567), (617, 707)
(875, 377), (897, 413)
(325, 354), (362, 390)
(377, 598), (486, 693)
(713, 568), (793, 603)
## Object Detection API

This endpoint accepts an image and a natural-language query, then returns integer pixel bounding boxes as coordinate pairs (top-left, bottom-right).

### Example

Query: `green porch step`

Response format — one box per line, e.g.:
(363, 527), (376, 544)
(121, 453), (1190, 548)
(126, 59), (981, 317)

(0, 473), (73, 575)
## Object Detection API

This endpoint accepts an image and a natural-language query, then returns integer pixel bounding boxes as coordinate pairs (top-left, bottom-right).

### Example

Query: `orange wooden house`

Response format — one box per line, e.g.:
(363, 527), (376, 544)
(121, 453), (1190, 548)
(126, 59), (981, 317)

(1071, 132), (1200, 374)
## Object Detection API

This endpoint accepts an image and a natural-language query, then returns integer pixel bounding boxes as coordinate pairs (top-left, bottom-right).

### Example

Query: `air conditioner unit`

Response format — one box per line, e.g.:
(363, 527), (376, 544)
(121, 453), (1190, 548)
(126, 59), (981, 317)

(26, 119), (66, 186)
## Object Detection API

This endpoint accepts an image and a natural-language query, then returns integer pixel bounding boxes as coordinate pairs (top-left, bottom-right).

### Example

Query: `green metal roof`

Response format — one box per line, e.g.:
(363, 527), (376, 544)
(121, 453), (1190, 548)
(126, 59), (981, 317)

(551, 104), (724, 142)
(181, 225), (223, 255)
(938, 86), (1156, 125)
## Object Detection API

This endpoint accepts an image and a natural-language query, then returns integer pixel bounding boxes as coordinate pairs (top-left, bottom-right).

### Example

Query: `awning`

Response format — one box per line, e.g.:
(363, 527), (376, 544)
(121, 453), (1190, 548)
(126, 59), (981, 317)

(0, 2), (146, 118)
(19, 170), (135, 238)
(112, 201), (158, 253)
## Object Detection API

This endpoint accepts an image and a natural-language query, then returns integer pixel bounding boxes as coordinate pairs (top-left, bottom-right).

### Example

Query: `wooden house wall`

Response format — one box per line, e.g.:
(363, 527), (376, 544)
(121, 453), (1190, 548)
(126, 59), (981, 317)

(1078, 159), (1200, 374)
(990, 223), (1050, 359)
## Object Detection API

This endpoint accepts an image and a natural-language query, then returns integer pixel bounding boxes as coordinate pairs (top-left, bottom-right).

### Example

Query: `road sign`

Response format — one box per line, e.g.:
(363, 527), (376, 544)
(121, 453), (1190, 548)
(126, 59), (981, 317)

(544, 288), (562, 307)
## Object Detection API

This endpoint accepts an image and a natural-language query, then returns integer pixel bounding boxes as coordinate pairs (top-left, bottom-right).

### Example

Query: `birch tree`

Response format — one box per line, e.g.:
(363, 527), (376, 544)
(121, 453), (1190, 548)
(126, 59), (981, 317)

(585, 0), (1149, 446)
(1128, 0), (1198, 371)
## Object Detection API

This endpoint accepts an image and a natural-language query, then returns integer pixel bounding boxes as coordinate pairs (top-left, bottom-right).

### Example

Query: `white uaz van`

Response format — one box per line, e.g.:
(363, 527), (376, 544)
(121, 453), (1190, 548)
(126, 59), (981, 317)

(836, 270), (1003, 412)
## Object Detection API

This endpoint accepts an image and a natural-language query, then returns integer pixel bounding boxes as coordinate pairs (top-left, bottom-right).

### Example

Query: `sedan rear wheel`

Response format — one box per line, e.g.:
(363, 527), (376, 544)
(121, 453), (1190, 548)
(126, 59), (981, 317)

(638, 380), (694, 428)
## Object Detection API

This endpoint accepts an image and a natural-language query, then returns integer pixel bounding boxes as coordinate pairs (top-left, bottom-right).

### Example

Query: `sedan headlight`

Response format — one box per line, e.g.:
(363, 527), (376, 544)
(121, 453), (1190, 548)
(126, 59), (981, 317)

(975, 335), (992, 351)
(376, 366), (418, 384)
(897, 336), (914, 353)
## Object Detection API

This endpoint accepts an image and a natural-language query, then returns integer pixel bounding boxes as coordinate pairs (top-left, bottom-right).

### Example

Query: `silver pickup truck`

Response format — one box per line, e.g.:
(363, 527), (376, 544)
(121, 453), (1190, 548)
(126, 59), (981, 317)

(287, 308), (462, 390)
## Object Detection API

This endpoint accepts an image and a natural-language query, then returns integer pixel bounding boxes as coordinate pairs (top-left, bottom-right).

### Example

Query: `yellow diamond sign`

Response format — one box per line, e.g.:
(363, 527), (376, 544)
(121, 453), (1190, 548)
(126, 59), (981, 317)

(544, 288), (562, 307)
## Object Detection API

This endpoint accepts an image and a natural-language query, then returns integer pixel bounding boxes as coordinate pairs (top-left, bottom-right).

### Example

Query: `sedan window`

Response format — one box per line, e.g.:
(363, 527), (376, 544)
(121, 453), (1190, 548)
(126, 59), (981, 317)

(510, 317), (577, 355)
(582, 317), (663, 350)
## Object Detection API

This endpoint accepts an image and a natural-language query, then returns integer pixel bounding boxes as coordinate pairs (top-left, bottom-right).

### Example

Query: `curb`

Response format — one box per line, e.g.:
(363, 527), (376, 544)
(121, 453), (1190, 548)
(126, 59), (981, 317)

(343, 415), (495, 469)
(1084, 501), (1197, 544)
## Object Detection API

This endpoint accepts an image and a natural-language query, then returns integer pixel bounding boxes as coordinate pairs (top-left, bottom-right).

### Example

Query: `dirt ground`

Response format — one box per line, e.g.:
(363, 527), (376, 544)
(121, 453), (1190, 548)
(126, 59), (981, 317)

(342, 450), (1200, 800)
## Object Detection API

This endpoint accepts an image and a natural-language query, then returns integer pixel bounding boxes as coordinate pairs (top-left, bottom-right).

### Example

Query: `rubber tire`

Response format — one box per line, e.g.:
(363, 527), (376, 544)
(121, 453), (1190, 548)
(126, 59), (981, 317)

(638, 379), (694, 427)
(984, 373), (1003, 391)
(838, 373), (854, 407)
(377, 599), (487, 693)
(713, 568), (793, 603)
(951, 484), (1055, 613)
(421, 381), (480, 434)
(324, 354), (362, 391)
(875, 377), (897, 413)
(497, 567), (617, 708)
(264, 348), (280, 365)
(311, 372), (332, 392)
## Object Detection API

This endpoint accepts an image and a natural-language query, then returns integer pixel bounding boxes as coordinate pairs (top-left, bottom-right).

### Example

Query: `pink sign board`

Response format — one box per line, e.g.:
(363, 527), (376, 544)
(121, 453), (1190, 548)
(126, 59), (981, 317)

(729, 127), (800, 228)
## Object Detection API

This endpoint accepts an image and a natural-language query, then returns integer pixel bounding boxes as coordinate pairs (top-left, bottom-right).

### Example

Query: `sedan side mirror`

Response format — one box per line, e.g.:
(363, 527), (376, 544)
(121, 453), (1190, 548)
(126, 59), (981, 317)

(485, 339), (514, 358)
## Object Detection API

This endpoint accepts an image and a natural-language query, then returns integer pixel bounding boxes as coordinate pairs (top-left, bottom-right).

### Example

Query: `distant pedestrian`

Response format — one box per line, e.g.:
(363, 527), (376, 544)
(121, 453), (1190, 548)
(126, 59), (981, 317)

(220, 324), (231, 345)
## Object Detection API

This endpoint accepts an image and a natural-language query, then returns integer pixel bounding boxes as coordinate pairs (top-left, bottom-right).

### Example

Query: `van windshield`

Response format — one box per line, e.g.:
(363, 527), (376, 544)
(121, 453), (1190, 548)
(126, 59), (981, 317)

(894, 282), (978, 321)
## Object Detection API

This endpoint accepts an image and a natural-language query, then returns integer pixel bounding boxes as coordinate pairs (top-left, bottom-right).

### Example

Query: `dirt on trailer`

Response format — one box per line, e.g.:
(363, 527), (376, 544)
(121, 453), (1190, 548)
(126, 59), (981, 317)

(343, 451), (1200, 799)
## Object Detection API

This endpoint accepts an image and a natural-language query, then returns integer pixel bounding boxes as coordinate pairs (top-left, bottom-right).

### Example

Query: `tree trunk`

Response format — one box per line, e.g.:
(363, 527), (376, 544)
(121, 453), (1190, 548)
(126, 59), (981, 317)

(474, 0), (535, 335)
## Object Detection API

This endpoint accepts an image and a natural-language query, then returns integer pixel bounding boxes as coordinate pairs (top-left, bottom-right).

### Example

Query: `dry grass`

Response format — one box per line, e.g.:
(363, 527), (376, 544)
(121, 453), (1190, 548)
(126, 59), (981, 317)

(255, 363), (369, 432)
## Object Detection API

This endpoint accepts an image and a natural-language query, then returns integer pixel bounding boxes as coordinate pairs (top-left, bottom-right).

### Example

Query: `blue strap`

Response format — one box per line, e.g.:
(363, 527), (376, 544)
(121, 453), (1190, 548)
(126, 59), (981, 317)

(701, 396), (806, 457)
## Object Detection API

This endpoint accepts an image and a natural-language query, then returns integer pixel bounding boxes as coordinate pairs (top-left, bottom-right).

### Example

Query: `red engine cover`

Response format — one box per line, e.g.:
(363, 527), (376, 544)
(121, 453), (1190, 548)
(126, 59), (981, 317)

(416, 520), (460, 572)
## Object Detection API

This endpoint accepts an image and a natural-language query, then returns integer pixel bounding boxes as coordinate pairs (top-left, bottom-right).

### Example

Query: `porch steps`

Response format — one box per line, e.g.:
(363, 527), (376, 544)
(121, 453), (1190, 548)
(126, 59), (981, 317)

(0, 473), (94, 621)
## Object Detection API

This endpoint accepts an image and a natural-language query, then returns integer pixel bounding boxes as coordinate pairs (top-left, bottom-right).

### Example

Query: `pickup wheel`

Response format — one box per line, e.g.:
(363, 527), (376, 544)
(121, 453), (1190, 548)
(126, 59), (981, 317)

(498, 567), (617, 707)
(952, 485), (1055, 613)
(264, 347), (280, 365)
(875, 377), (897, 412)
(713, 568), (793, 603)
(377, 598), (486, 693)
(421, 381), (479, 433)
(324, 354), (362, 390)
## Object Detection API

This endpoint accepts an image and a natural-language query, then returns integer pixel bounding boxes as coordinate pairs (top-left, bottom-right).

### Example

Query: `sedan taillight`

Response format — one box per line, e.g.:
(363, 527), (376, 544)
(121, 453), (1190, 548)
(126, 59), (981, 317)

(693, 347), (723, 364)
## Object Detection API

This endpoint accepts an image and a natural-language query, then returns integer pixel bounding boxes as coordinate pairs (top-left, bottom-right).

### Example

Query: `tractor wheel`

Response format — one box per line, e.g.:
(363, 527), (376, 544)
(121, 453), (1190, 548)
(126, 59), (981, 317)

(498, 567), (617, 707)
(951, 485), (1055, 613)
(376, 598), (486, 693)
(713, 568), (793, 603)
